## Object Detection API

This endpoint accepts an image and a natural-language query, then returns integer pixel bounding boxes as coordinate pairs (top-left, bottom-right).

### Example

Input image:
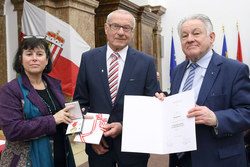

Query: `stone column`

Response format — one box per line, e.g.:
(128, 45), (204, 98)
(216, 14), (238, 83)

(151, 6), (166, 86)
(0, 0), (7, 88)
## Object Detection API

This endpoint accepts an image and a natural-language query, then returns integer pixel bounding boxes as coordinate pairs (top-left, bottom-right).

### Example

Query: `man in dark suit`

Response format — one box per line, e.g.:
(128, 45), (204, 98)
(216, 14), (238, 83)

(157, 71), (169, 97)
(73, 9), (160, 167)
(169, 14), (250, 167)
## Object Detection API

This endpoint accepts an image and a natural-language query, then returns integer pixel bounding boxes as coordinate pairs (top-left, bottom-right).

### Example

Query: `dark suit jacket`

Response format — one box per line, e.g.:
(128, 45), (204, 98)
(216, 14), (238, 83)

(73, 45), (160, 164)
(169, 51), (250, 167)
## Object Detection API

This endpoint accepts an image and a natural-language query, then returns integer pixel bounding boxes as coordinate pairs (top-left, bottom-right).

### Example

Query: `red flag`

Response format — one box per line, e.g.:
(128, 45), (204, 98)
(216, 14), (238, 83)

(237, 32), (243, 62)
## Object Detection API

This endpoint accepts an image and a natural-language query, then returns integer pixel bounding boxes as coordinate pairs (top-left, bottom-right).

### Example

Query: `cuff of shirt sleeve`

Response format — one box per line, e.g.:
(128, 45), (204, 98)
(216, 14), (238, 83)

(213, 121), (219, 135)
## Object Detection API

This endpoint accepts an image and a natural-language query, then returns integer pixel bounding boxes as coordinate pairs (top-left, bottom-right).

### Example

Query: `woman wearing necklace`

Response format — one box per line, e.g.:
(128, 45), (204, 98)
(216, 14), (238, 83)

(0, 36), (76, 167)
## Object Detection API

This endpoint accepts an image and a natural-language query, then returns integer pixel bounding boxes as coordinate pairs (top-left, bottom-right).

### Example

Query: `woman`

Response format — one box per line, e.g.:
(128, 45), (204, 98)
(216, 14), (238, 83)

(0, 36), (76, 167)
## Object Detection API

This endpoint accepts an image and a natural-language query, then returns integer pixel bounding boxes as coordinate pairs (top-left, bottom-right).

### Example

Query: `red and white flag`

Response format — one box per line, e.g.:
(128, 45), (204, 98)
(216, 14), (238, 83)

(21, 0), (90, 96)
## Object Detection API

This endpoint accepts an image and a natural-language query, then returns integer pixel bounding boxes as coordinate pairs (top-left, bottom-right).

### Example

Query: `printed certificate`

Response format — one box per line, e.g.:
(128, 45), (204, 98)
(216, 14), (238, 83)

(122, 90), (196, 154)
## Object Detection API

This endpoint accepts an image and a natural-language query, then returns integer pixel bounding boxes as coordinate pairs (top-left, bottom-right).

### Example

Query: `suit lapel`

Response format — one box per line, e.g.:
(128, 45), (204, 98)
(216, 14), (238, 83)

(197, 52), (222, 105)
(94, 46), (113, 104)
(26, 90), (49, 115)
(171, 60), (189, 94)
(115, 47), (137, 104)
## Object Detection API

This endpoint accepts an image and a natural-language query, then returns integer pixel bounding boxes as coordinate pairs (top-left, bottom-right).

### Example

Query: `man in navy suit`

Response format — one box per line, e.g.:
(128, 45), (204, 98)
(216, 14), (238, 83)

(73, 10), (160, 167)
(169, 14), (250, 167)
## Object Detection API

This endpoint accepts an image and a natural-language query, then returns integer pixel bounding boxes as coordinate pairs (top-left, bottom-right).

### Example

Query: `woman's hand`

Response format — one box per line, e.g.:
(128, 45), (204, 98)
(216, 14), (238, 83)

(53, 105), (76, 125)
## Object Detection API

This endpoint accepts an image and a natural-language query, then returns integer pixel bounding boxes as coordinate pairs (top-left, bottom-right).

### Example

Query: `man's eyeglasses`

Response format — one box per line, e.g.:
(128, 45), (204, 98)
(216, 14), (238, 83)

(108, 24), (133, 32)
(23, 35), (45, 39)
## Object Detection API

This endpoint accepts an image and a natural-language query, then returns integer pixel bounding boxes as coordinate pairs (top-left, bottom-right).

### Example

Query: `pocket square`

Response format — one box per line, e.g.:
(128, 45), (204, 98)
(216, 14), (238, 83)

(129, 79), (135, 81)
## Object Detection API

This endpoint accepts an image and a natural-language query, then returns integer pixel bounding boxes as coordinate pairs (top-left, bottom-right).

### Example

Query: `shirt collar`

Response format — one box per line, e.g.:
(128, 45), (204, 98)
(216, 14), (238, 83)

(106, 44), (128, 62)
(186, 49), (213, 69)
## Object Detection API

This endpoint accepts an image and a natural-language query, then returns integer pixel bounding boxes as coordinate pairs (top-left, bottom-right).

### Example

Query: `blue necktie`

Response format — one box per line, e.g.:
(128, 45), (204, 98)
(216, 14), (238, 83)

(182, 63), (199, 92)
(177, 63), (198, 159)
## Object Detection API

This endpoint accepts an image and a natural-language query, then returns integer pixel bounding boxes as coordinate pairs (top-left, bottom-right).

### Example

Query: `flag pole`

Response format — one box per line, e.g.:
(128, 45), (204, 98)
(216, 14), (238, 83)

(222, 25), (228, 58)
(236, 21), (239, 32)
(170, 27), (176, 82)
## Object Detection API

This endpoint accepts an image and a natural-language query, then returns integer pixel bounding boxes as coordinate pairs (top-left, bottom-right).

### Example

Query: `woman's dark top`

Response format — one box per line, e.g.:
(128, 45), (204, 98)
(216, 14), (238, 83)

(36, 88), (67, 167)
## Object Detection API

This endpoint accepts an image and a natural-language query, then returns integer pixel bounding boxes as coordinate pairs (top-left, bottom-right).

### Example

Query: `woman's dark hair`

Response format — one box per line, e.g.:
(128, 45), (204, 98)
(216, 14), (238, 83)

(13, 36), (52, 73)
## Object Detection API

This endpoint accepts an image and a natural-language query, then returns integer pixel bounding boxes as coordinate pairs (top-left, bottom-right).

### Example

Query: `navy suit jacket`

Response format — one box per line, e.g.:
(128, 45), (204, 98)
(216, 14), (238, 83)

(170, 51), (250, 167)
(73, 45), (160, 164)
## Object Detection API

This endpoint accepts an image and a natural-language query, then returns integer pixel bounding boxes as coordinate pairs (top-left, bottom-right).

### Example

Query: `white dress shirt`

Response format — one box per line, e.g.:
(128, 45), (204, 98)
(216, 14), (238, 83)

(106, 44), (128, 91)
(179, 50), (213, 103)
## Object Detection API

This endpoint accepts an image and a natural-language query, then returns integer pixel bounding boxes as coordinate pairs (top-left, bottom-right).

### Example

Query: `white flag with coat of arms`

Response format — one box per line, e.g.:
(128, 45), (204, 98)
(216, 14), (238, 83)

(21, 0), (90, 96)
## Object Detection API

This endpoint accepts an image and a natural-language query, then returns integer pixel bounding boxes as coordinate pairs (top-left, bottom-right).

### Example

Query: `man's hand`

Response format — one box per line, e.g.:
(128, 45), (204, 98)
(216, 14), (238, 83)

(155, 92), (165, 101)
(91, 137), (109, 155)
(187, 105), (218, 126)
(81, 108), (94, 119)
(104, 122), (122, 138)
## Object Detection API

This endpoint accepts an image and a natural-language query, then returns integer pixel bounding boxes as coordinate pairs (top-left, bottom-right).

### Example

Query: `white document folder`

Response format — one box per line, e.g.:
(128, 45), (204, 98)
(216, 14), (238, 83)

(122, 90), (197, 154)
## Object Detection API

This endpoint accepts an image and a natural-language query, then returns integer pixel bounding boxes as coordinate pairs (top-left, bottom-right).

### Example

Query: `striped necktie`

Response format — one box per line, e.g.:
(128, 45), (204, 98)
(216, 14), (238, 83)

(182, 63), (199, 92)
(108, 52), (119, 106)
(177, 62), (198, 159)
